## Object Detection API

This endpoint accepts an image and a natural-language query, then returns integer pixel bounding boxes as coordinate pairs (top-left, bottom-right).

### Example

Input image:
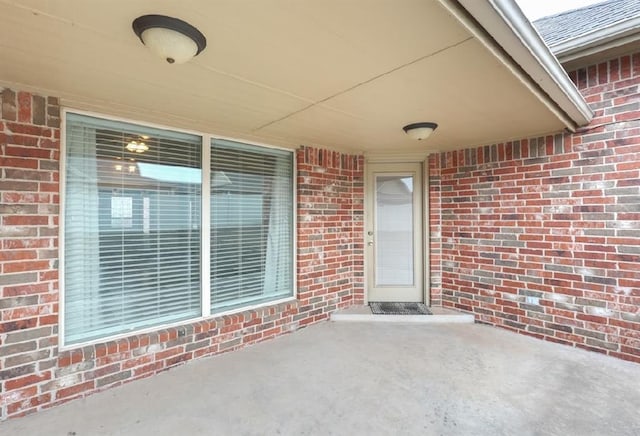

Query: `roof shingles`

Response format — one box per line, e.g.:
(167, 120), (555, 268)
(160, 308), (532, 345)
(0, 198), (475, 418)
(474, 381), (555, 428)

(533, 0), (640, 47)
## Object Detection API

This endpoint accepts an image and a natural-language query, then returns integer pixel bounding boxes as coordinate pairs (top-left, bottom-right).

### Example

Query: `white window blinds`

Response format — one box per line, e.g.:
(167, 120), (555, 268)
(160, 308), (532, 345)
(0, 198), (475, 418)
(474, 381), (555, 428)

(64, 113), (202, 345)
(210, 140), (293, 312)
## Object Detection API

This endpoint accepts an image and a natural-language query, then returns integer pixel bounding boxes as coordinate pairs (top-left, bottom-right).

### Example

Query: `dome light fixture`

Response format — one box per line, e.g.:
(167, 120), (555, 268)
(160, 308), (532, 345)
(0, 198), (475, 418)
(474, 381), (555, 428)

(126, 140), (149, 153)
(403, 122), (438, 141)
(132, 15), (207, 64)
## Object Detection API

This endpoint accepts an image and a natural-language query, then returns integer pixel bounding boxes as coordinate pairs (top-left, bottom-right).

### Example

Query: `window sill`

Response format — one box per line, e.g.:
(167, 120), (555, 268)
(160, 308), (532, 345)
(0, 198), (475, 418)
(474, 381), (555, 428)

(59, 296), (298, 352)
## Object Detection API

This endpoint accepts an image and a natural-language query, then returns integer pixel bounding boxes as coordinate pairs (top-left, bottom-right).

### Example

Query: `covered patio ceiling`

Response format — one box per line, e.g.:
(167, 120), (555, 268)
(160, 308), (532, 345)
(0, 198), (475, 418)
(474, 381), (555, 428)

(0, 0), (592, 154)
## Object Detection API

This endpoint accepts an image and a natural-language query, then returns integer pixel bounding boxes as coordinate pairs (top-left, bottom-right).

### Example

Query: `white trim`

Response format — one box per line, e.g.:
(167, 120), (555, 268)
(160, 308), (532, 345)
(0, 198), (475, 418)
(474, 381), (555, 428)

(209, 296), (297, 320)
(550, 16), (640, 61)
(487, 0), (593, 125)
(61, 108), (298, 154)
(442, 0), (593, 130)
(292, 149), (298, 302)
(364, 152), (430, 163)
(64, 107), (204, 137)
(559, 36), (640, 66)
(201, 135), (212, 317)
(212, 133), (294, 154)
(58, 109), (68, 349)
(423, 158), (430, 307)
(59, 108), (298, 349)
(60, 297), (297, 352)
(363, 160), (370, 305)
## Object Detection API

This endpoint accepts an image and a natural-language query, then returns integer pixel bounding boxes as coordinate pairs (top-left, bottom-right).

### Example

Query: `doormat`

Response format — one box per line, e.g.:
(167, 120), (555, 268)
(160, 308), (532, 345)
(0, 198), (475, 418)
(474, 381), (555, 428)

(369, 302), (432, 315)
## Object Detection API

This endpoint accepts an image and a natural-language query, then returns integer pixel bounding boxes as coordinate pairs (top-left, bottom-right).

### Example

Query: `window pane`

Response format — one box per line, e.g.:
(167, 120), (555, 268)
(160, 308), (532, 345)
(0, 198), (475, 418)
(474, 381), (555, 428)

(64, 113), (202, 344)
(210, 139), (293, 312)
(375, 175), (414, 286)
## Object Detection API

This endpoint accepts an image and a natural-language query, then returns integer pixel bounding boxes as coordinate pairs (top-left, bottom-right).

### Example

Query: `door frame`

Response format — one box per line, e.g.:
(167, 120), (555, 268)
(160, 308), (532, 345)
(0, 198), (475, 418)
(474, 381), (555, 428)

(363, 155), (430, 305)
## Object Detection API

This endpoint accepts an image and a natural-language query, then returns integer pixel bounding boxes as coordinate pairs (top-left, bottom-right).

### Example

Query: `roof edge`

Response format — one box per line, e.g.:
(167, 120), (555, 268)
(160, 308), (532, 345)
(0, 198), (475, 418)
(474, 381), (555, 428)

(451, 0), (593, 129)
(551, 16), (640, 62)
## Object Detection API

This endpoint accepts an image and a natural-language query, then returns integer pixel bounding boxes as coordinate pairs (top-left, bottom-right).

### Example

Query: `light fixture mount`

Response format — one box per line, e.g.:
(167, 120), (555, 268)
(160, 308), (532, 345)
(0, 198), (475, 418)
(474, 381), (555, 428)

(132, 15), (207, 64)
(403, 122), (438, 141)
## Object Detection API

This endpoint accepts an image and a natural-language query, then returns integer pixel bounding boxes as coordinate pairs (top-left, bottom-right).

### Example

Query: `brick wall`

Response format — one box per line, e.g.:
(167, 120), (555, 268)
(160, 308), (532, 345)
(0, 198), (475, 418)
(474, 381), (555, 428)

(0, 88), (61, 419)
(0, 89), (365, 419)
(430, 52), (640, 364)
(4, 49), (637, 419)
(297, 147), (365, 308)
(429, 156), (443, 306)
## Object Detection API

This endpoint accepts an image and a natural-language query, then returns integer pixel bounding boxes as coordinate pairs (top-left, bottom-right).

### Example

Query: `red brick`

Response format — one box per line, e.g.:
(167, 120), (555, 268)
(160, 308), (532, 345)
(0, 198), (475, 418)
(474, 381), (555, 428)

(17, 91), (31, 123)
(155, 347), (183, 361)
(2, 282), (50, 297)
(5, 144), (53, 159)
(2, 192), (51, 204)
(132, 362), (164, 377)
(5, 122), (51, 137)
(6, 393), (52, 416)
(3, 51), (639, 422)
(0, 157), (39, 169)
(39, 315), (58, 326)
(3, 260), (50, 273)
(0, 250), (38, 262)
(5, 372), (52, 390)
(56, 381), (95, 400)
(430, 52), (640, 365)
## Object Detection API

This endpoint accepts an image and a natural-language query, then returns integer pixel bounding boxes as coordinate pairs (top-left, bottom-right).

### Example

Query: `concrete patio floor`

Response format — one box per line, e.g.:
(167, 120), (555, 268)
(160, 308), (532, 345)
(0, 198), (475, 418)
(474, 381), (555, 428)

(2, 321), (640, 435)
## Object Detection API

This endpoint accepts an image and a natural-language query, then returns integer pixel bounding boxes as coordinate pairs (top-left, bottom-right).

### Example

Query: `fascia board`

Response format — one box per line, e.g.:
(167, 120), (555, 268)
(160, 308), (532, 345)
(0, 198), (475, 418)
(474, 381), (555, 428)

(451, 0), (594, 129)
(551, 16), (640, 61)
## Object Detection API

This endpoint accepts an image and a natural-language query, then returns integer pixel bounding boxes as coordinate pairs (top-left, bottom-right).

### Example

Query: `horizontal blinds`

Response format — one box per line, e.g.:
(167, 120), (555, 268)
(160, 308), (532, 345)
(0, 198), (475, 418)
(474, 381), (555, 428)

(64, 113), (202, 344)
(210, 139), (293, 311)
(66, 113), (198, 143)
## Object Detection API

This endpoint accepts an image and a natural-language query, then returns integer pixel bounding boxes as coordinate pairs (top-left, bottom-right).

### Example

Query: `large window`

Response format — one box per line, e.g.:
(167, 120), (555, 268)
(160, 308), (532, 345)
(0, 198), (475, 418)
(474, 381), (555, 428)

(211, 140), (293, 312)
(63, 113), (294, 346)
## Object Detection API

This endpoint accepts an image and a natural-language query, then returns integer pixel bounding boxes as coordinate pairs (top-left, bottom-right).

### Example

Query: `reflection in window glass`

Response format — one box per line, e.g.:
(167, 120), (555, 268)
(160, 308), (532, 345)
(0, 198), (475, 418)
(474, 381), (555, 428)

(64, 113), (202, 344)
(210, 139), (294, 312)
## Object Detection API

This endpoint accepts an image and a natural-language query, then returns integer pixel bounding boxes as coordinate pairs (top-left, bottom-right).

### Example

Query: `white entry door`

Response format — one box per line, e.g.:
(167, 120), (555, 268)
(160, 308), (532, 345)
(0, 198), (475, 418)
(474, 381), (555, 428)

(365, 162), (424, 302)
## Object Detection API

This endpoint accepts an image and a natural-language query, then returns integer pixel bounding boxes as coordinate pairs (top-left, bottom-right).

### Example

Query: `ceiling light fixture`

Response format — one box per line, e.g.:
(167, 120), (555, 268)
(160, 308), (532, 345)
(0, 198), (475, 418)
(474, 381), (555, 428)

(403, 122), (438, 141)
(132, 15), (207, 64)
(126, 140), (149, 153)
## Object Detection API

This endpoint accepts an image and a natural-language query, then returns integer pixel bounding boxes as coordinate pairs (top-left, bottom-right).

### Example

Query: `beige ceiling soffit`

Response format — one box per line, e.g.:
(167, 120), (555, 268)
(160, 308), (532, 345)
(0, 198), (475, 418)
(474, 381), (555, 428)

(0, 78), (299, 150)
(2, 0), (124, 44)
(551, 16), (640, 63)
(252, 37), (471, 133)
(4, 1), (313, 104)
(442, 0), (593, 131)
(193, 63), (316, 105)
(1, 0), (72, 25)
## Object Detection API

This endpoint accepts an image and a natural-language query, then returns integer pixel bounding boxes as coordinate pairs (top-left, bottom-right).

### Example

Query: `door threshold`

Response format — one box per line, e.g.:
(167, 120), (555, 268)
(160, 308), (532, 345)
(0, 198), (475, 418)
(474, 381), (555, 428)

(331, 305), (475, 324)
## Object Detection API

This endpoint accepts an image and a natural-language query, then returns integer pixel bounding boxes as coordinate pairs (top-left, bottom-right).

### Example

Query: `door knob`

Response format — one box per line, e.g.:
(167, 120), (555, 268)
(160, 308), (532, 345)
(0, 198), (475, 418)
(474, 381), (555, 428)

(367, 241), (373, 246)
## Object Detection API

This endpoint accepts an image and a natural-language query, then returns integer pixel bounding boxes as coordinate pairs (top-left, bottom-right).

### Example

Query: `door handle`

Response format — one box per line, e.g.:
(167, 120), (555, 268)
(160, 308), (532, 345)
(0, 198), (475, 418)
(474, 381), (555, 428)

(367, 241), (373, 246)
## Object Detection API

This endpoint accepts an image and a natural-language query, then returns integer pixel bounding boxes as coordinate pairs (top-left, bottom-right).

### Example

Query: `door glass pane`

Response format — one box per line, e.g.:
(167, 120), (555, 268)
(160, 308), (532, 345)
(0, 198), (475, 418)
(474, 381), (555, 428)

(375, 175), (414, 286)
